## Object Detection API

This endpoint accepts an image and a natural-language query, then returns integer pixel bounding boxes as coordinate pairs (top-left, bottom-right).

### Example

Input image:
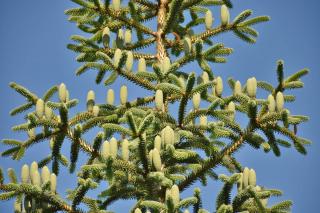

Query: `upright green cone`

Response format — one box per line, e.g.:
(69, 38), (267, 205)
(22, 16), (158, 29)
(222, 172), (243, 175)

(134, 208), (142, 213)
(36, 99), (44, 118)
(227, 101), (236, 120)
(112, 0), (121, 11)
(171, 185), (180, 206)
(124, 29), (132, 44)
(44, 104), (53, 119)
(215, 76), (223, 96)
(161, 126), (175, 147)
(154, 135), (161, 151)
(234, 80), (242, 95)
(110, 137), (118, 158)
(276, 91), (284, 111)
(155, 90), (163, 111)
(21, 164), (29, 183)
(31, 170), (41, 187)
(114, 48), (122, 67)
(268, 94), (276, 112)
(102, 140), (110, 159)
(117, 29), (124, 48)
(246, 77), (257, 98)
(41, 166), (50, 183)
(50, 173), (57, 193)
(120, 85), (128, 105)
(243, 167), (249, 188)
(125, 51), (133, 71)
(30, 161), (38, 182)
(152, 148), (162, 171)
(107, 89), (115, 105)
(138, 58), (146, 72)
(87, 90), (95, 112)
(122, 139), (129, 161)
(192, 93), (201, 110)
(205, 10), (213, 29)
(183, 37), (192, 54)
(102, 27), (110, 47)
(161, 57), (171, 73)
(248, 168), (256, 186)
(199, 115), (207, 126)
(59, 83), (67, 102)
(221, 5), (230, 26)
(93, 105), (100, 117)
(202, 71), (209, 84)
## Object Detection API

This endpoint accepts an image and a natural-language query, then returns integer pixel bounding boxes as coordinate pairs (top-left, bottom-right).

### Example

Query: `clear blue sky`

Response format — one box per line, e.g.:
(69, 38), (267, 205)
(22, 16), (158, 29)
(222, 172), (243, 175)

(0, 0), (319, 212)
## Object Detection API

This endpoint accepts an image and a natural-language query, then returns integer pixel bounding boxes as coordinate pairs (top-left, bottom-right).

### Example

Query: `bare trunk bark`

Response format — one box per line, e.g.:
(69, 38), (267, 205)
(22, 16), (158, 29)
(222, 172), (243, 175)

(156, 0), (168, 61)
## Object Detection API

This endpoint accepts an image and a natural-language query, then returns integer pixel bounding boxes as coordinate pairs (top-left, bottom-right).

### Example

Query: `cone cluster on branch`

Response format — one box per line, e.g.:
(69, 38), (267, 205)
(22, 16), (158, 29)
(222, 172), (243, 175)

(7, 163), (57, 212)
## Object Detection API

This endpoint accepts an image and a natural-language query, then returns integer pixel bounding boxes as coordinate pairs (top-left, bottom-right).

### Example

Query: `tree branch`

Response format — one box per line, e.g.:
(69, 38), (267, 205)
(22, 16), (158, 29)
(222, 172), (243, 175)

(0, 183), (78, 213)
(105, 8), (156, 36)
(178, 135), (245, 191)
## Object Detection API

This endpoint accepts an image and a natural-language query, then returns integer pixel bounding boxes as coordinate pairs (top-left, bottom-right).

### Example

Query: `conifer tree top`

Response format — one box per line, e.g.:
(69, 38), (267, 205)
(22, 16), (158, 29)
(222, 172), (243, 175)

(0, 0), (313, 212)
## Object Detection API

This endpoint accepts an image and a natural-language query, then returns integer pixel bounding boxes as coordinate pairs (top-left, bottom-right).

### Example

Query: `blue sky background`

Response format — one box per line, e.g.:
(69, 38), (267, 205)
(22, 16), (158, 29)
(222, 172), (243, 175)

(0, 0), (319, 212)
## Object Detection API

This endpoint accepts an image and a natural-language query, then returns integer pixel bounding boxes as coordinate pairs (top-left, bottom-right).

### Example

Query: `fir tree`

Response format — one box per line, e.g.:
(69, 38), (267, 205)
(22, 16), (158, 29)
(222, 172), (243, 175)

(0, 0), (311, 212)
